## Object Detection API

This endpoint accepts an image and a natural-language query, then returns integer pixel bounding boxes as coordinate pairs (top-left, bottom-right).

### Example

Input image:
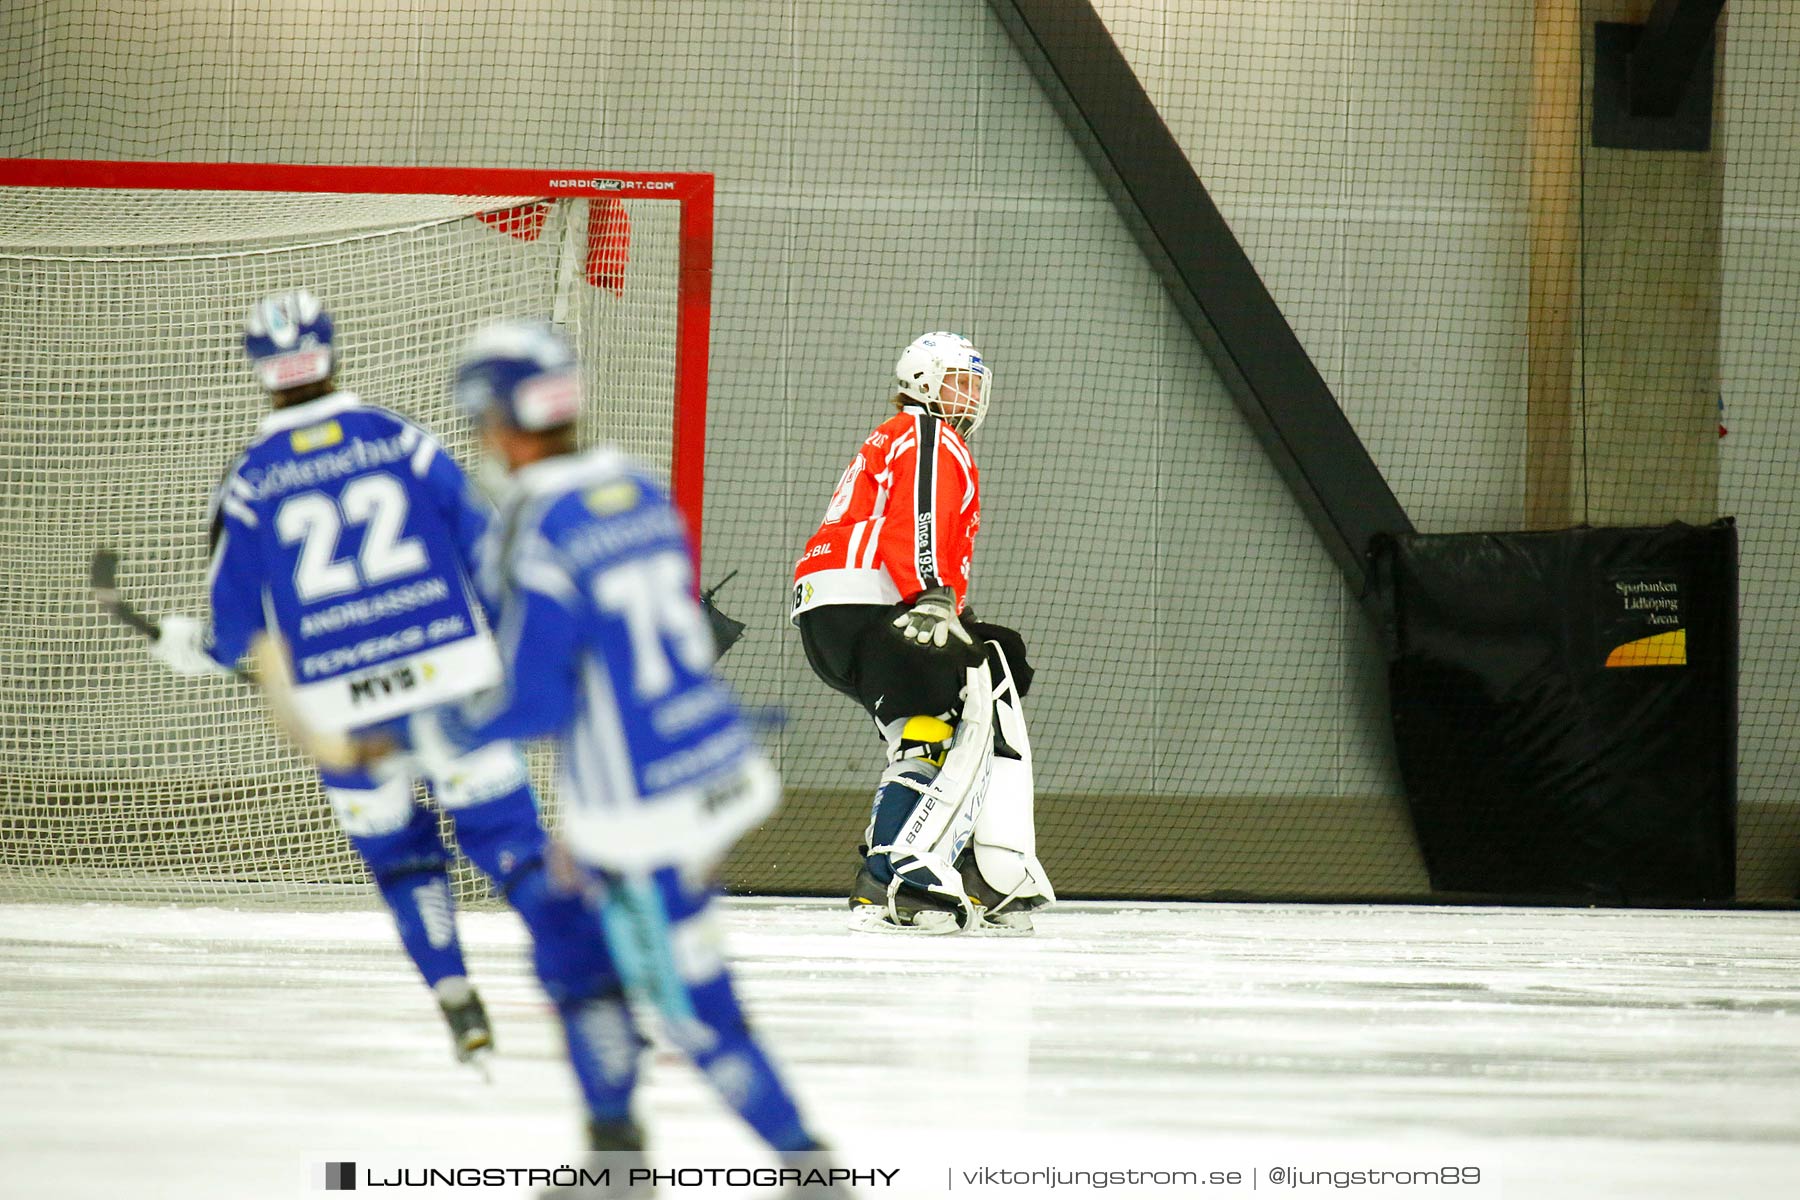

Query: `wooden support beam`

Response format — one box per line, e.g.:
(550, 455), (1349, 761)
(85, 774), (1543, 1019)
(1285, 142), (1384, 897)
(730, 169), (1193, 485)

(1527, 0), (1583, 529)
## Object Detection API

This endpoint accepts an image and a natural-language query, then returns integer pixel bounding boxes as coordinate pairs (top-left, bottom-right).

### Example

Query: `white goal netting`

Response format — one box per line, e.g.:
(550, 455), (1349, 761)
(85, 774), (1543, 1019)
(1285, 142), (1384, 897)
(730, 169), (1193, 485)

(0, 182), (687, 904)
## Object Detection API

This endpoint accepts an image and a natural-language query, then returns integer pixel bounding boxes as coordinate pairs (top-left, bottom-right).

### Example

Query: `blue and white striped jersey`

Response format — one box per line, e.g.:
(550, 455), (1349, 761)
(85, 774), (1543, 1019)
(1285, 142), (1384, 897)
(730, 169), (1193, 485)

(447, 447), (777, 871)
(203, 391), (501, 732)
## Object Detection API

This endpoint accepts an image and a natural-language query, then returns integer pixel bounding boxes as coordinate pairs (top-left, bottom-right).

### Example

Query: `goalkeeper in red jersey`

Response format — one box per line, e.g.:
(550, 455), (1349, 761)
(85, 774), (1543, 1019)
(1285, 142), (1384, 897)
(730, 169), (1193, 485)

(792, 333), (1053, 935)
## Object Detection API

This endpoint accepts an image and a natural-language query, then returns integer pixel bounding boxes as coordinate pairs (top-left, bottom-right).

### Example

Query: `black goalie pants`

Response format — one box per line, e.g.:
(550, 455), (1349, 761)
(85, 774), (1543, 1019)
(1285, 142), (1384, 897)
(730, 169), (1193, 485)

(794, 601), (1031, 726)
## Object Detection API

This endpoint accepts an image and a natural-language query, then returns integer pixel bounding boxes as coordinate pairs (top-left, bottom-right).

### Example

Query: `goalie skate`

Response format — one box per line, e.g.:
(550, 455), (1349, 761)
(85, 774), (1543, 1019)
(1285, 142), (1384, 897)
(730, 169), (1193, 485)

(846, 865), (965, 935)
(968, 903), (1040, 937)
(960, 853), (1045, 938)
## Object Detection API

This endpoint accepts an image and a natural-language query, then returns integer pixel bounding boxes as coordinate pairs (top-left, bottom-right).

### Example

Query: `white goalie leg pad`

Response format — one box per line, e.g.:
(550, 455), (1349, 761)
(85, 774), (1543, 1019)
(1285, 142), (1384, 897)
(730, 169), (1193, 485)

(851, 762), (967, 935)
(970, 643), (1055, 909)
(864, 665), (995, 927)
(970, 760), (1056, 909)
(868, 770), (973, 922)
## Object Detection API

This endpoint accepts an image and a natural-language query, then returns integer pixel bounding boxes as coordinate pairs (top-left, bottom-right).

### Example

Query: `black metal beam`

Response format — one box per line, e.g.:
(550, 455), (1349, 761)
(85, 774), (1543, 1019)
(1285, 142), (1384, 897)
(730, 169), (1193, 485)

(1631, 0), (1726, 118)
(1592, 18), (1717, 152)
(984, 0), (1413, 603)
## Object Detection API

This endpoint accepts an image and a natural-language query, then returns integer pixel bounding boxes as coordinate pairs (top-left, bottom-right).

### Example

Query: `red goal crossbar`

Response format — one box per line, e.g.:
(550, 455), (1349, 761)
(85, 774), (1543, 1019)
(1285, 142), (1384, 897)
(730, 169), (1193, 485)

(0, 158), (715, 548)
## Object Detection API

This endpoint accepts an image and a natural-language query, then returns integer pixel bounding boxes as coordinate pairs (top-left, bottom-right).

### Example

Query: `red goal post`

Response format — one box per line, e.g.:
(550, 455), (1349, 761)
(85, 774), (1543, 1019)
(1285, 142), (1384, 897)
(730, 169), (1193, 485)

(0, 158), (714, 903)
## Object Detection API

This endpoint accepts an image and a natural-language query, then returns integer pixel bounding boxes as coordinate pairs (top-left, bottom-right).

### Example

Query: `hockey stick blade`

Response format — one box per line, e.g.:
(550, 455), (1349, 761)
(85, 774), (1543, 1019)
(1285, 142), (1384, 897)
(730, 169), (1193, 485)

(89, 546), (116, 592)
(90, 547), (161, 639)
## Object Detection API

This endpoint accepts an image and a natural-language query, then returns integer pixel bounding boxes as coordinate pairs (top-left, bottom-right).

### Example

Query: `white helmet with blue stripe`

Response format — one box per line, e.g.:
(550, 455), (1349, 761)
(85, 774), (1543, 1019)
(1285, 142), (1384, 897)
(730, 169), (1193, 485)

(894, 331), (991, 438)
(454, 319), (583, 432)
(243, 289), (335, 391)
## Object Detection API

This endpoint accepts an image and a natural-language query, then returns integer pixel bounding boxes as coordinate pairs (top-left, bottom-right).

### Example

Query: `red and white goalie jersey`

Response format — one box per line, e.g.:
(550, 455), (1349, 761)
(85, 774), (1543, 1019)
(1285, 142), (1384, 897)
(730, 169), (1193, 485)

(792, 405), (980, 619)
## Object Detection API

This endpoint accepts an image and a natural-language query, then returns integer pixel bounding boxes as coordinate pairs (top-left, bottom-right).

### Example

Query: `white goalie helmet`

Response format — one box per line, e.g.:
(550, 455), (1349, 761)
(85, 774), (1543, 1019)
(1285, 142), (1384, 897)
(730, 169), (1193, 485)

(894, 331), (991, 438)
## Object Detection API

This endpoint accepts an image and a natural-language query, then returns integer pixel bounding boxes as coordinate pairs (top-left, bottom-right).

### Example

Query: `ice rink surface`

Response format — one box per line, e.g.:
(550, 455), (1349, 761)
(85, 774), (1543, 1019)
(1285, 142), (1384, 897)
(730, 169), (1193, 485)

(3, 898), (1799, 1199)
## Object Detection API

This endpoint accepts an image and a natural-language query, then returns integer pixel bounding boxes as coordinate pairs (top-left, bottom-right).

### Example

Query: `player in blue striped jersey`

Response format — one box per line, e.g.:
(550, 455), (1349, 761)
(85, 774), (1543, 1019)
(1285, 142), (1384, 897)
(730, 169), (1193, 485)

(396, 320), (834, 1188)
(146, 291), (614, 1069)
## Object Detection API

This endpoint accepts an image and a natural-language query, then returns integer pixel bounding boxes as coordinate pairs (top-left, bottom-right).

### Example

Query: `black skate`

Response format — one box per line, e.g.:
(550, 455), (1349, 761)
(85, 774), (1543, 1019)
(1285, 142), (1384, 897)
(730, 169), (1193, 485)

(437, 985), (493, 1066)
(846, 862), (967, 935)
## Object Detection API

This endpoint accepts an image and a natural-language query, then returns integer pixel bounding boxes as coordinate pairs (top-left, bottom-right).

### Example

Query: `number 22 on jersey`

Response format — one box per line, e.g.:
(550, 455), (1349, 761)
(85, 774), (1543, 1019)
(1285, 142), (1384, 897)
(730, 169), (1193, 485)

(275, 473), (428, 603)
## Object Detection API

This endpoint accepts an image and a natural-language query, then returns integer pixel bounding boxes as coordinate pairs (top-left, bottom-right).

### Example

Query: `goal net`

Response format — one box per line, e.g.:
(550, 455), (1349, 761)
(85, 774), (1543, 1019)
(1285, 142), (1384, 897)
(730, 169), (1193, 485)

(0, 160), (712, 904)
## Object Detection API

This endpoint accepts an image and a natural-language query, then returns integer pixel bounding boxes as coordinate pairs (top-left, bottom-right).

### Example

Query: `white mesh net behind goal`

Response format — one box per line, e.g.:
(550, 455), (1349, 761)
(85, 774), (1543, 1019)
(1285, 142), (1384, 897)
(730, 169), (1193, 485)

(0, 184), (685, 904)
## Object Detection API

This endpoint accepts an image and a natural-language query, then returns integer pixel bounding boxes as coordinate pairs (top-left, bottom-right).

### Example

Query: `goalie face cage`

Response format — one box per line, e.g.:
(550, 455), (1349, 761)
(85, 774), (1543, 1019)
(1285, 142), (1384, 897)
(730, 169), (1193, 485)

(0, 159), (713, 905)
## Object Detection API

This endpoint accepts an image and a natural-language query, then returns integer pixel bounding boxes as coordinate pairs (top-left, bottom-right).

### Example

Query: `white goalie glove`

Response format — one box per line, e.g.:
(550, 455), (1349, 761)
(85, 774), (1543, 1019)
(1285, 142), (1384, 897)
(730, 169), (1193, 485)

(147, 615), (227, 676)
(892, 585), (972, 648)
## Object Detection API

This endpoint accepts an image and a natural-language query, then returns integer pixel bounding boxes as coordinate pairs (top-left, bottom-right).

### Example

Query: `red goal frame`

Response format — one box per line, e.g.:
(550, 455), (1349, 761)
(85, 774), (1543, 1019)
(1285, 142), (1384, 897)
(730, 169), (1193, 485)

(0, 158), (716, 552)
